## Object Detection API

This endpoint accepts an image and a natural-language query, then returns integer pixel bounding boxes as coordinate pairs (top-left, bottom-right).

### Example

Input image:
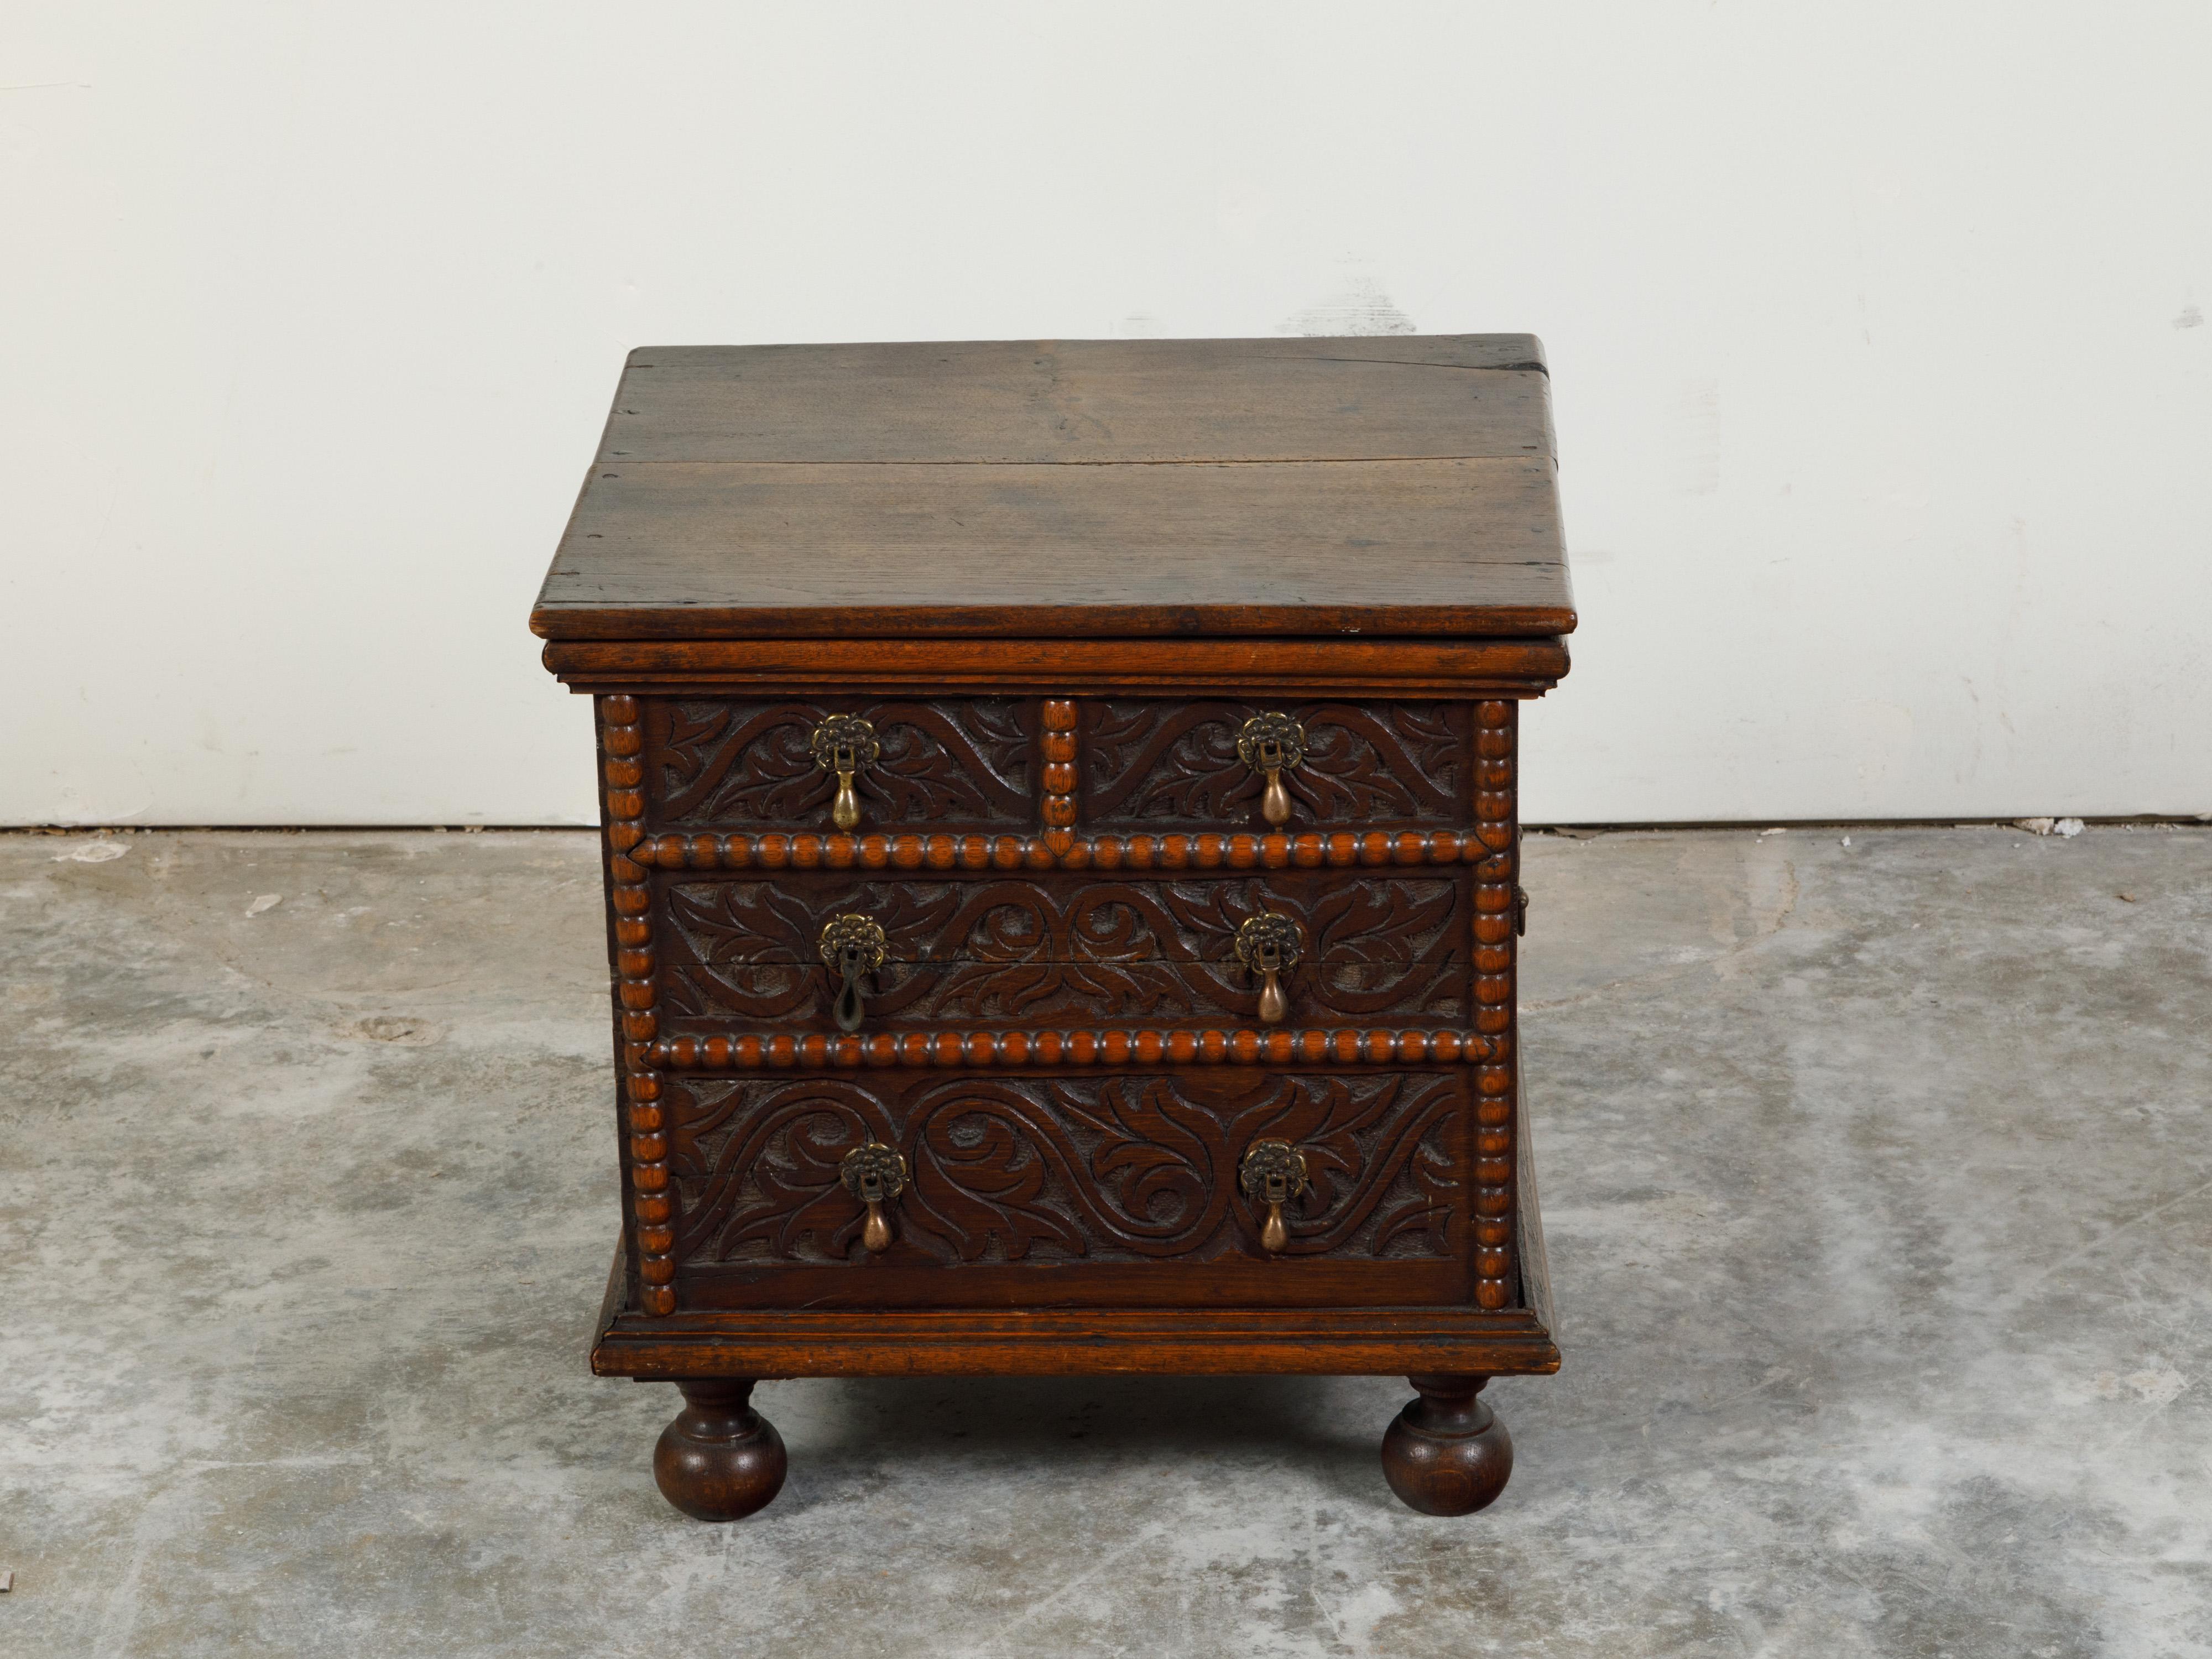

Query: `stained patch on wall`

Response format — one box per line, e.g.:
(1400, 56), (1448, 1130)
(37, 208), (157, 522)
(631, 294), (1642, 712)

(1677, 378), (1720, 497)
(1278, 274), (1417, 337)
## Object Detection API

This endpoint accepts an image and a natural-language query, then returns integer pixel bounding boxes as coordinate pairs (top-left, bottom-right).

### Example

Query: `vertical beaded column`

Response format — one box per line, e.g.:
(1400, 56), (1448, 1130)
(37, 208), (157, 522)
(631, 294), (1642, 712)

(600, 695), (676, 1316)
(1040, 699), (1079, 856)
(1469, 699), (1519, 1311)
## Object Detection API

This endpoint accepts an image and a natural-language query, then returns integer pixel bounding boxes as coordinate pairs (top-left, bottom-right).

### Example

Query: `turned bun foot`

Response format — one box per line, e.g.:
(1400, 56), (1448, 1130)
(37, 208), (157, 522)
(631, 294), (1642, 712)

(653, 1379), (787, 1521)
(1380, 1373), (1514, 1516)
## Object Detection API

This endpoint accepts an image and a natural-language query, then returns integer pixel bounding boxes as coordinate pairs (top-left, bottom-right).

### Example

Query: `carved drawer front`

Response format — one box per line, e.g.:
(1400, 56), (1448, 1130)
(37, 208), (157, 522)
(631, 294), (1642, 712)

(1079, 700), (1468, 830)
(664, 1068), (1474, 1309)
(655, 873), (1470, 1031)
(643, 697), (1035, 832)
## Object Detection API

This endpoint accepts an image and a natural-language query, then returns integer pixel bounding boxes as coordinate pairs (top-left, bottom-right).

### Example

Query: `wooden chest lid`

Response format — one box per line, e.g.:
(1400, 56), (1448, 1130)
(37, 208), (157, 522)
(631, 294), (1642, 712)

(530, 336), (1573, 642)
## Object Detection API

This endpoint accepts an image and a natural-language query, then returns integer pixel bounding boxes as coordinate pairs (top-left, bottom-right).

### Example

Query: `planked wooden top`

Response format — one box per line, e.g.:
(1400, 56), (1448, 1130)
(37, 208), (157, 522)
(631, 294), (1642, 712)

(531, 336), (1574, 640)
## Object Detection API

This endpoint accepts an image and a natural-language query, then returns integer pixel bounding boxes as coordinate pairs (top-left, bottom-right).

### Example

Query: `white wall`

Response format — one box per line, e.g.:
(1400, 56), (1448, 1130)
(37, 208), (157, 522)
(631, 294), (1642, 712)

(6, 2), (2208, 826)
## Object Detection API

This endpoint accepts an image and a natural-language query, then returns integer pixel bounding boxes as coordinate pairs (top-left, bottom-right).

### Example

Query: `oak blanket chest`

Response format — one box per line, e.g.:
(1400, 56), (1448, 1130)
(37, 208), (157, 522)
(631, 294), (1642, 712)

(530, 335), (1575, 1519)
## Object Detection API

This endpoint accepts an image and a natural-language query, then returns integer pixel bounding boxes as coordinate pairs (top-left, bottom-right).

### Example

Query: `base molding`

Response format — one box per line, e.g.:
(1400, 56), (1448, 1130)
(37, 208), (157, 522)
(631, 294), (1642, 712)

(591, 1273), (1560, 1379)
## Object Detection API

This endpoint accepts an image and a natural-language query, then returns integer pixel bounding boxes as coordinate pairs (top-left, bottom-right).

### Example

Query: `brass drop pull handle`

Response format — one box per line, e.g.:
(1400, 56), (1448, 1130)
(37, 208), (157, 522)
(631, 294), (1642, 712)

(1236, 712), (1307, 827)
(1233, 913), (1303, 1026)
(809, 714), (881, 832)
(839, 1142), (907, 1253)
(818, 914), (888, 1033)
(1239, 1139), (1310, 1253)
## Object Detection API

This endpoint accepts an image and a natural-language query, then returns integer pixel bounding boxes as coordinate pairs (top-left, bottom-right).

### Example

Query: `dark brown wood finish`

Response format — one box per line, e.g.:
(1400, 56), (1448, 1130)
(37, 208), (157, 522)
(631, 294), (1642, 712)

(543, 637), (1569, 693)
(536, 459), (1572, 640)
(1080, 698), (1469, 828)
(592, 336), (1556, 465)
(664, 1068), (1468, 1303)
(647, 697), (1035, 831)
(653, 1380), (786, 1522)
(655, 872), (1471, 1031)
(532, 336), (1575, 643)
(594, 1297), (1561, 1379)
(541, 335), (1572, 1520)
(1380, 1375), (1515, 1516)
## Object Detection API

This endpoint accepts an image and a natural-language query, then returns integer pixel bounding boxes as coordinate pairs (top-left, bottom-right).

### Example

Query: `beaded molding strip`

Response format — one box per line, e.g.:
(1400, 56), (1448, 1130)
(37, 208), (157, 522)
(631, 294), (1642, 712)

(630, 825), (1511, 873)
(1469, 698), (1517, 1311)
(600, 694), (678, 1317)
(651, 1027), (1512, 1071)
(1039, 697), (1078, 853)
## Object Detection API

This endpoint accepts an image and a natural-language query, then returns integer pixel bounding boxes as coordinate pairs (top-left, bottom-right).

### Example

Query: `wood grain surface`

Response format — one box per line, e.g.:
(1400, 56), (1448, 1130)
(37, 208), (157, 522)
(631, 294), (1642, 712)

(536, 457), (1571, 639)
(532, 336), (1575, 641)
(595, 336), (1553, 465)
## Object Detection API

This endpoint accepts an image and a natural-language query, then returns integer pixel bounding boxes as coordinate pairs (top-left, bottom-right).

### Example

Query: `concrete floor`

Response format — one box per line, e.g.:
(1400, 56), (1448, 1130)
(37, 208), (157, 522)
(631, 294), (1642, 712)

(2, 826), (2208, 1657)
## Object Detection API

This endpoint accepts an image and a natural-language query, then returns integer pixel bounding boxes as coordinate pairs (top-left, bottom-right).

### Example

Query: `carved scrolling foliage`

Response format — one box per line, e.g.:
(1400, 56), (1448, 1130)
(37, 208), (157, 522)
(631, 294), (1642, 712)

(1080, 701), (1465, 826)
(657, 877), (1465, 1022)
(652, 699), (1033, 827)
(669, 1072), (1462, 1266)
